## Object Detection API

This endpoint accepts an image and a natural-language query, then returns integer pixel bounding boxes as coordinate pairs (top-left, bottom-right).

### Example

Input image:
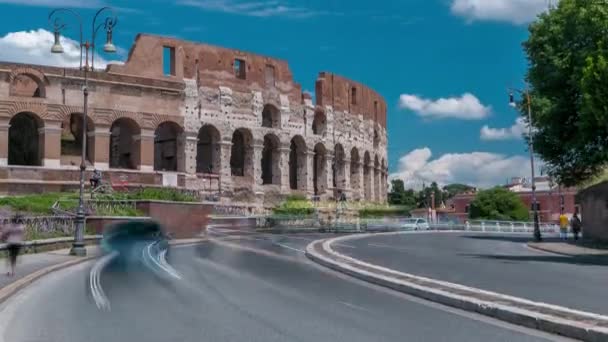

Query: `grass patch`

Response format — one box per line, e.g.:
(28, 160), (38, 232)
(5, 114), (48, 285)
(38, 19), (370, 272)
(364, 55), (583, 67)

(272, 196), (315, 217)
(358, 204), (410, 218)
(0, 193), (78, 214)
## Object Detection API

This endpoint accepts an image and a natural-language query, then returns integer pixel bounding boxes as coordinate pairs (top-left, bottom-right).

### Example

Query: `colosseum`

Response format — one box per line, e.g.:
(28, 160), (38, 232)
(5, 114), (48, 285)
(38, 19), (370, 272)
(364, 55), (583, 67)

(0, 34), (388, 205)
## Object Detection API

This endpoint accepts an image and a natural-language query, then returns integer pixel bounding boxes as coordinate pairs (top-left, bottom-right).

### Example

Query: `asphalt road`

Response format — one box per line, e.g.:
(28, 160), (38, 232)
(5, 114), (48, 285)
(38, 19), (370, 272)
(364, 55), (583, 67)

(0, 232), (573, 342)
(333, 232), (608, 315)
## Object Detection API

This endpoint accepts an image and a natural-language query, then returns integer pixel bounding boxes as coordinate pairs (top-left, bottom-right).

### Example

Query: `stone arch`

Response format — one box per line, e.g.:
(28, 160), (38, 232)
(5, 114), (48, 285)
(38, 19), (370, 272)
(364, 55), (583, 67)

(60, 113), (95, 166)
(9, 68), (48, 98)
(350, 147), (360, 196)
(154, 121), (184, 172)
(333, 144), (346, 193)
(363, 151), (372, 201)
(313, 143), (327, 196)
(196, 124), (221, 174)
(261, 133), (281, 185)
(289, 135), (307, 190)
(8, 112), (43, 166)
(261, 104), (281, 129)
(374, 155), (380, 202)
(312, 109), (326, 135)
(230, 128), (253, 177)
(109, 117), (141, 170)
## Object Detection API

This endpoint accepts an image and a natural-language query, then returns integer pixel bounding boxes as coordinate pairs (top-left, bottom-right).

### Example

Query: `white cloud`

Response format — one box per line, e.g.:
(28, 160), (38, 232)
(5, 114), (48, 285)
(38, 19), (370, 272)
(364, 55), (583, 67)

(480, 117), (526, 141)
(178, 0), (328, 18)
(450, 0), (554, 25)
(389, 147), (535, 189)
(0, 29), (121, 69)
(398, 93), (491, 120)
(0, 0), (104, 7)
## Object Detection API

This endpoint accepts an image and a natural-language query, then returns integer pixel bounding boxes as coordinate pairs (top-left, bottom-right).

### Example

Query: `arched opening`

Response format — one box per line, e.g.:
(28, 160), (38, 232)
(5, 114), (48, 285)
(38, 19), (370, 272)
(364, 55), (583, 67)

(350, 147), (360, 196)
(8, 112), (42, 166)
(230, 128), (253, 177)
(154, 121), (183, 172)
(261, 134), (280, 185)
(363, 151), (371, 201)
(313, 143), (327, 196)
(109, 118), (140, 170)
(374, 155), (380, 202)
(289, 135), (306, 190)
(312, 110), (326, 135)
(333, 144), (346, 192)
(60, 113), (94, 166)
(261, 104), (280, 129)
(10, 74), (45, 98)
(197, 124), (221, 174)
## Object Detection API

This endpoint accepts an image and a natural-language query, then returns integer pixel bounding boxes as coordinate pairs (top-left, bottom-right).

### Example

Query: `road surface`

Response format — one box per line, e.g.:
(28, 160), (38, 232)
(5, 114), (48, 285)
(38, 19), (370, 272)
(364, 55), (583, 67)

(0, 232), (573, 342)
(333, 232), (608, 315)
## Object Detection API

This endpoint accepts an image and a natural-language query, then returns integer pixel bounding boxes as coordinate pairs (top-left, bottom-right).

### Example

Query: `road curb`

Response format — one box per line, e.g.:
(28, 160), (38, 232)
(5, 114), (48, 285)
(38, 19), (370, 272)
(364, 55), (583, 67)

(0, 255), (96, 306)
(306, 232), (608, 342)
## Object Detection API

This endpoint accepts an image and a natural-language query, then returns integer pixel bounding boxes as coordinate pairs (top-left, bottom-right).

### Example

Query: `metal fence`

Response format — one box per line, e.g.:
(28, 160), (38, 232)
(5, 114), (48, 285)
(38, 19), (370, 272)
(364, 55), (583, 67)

(0, 215), (75, 239)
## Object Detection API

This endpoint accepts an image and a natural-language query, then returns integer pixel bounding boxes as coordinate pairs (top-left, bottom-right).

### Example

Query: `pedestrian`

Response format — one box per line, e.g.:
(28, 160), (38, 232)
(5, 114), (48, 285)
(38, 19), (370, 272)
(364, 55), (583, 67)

(570, 213), (582, 241)
(90, 169), (102, 189)
(1, 214), (24, 277)
(559, 212), (569, 241)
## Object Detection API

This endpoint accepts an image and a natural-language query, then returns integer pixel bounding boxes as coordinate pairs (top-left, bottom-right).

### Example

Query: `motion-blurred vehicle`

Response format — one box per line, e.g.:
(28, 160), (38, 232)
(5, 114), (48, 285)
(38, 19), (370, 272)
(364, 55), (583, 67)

(101, 220), (171, 268)
(401, 218), (430, 230)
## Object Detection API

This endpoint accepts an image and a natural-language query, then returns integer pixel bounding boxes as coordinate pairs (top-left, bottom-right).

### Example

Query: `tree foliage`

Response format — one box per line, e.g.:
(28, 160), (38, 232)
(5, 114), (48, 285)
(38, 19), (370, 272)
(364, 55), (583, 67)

(469, 187), (529, 221)
(388, 180), (473, 208)
(524, 0), (608, 186)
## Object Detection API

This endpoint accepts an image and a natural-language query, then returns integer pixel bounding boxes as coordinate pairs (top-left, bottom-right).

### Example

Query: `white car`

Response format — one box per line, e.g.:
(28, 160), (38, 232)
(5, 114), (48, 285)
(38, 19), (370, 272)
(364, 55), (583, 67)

(401, 218), (430, 230)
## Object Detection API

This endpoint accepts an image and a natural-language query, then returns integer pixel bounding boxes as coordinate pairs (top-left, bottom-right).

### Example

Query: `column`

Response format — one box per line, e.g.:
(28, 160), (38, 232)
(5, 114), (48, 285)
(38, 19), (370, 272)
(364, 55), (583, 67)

(252, 143), (264, 191)
(374, 167), (380, 202)
(353, 161), (364, 201)
(184, 132), (198, 175)
(325, 153), (334, 200)
(279, 147), (291, 193)
(0, 118), (9, 166)
(306, 150), (315, 197)
(92, 126), (110, 170)
(343, 157), (351, 199)
(39, 121), (62, 168)
(176, 132), (186, 173)
(219, 141), (233, 195)
(136, 128), (155, 172)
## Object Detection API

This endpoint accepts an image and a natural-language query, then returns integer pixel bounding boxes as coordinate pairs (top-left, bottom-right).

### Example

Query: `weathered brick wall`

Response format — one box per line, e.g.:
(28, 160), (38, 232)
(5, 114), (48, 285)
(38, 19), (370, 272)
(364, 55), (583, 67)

(579, 181), (608, 241)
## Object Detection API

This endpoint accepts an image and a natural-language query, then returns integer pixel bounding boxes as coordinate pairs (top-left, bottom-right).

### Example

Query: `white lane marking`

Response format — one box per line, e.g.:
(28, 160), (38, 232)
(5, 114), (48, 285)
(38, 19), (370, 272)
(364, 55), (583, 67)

(142, 242), (182, 280)
(89, 251), (119, 311)
(333, 243), (356, 249)
(271, 242), (304, 253)
(208, 227), (305, 253)
(339, 301), (373, 313)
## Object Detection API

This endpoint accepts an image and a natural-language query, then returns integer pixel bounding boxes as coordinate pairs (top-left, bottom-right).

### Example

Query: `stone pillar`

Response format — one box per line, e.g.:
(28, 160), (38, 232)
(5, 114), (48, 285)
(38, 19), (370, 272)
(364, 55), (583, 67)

(136, 129), (155, 172)
(306, 150), (315, 197)
(374, 167), (380, 202)
(343, 158), (351, 199)
(325, 153), (334, 200)
(39, 121), (62, 168)
(219, 141), (233, 194)
(0, 118), (9, 166)
(252, 143), (264, 191)
(184, 132), (198, 175)
(91, 126), (110, 170)
(176, 132), (186, 173)
(279, 147), (291, 193)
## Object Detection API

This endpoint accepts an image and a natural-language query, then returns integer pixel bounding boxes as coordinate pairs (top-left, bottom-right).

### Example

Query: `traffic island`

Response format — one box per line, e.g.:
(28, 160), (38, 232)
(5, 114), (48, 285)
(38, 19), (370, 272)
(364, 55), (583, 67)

(307, 234), (608, 342)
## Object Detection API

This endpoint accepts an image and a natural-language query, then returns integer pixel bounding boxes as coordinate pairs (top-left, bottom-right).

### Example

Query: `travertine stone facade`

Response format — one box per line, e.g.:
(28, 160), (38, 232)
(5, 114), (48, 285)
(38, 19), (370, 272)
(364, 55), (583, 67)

(0, 34), (388, 204)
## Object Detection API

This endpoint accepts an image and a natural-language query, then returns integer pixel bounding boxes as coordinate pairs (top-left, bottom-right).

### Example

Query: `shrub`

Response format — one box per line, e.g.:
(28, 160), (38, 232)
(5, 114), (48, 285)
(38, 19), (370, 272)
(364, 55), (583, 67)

(359, 205), (410, 218)
(273, 197), (315, 217)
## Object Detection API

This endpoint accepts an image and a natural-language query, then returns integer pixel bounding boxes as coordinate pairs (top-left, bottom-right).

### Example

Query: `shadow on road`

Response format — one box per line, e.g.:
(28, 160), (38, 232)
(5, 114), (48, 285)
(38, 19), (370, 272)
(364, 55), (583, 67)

(462, 253), (608, 266)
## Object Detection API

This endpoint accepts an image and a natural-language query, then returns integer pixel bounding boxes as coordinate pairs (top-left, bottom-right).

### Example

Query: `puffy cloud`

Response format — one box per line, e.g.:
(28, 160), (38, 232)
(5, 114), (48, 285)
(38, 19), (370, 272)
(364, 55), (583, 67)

(0, 29), (120, 69)
(450, 0), (554, 25)
(389, 147), (534, 189)
(398, 93), (491, 120)
(480, 117), (526, 141)
(178, 0), (329, 18)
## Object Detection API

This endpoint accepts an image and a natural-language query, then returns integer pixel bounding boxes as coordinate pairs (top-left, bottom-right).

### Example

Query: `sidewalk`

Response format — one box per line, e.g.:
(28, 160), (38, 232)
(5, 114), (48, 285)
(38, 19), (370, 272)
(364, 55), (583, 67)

(528, 240), (608, 256)
(0, 246), (100, 290)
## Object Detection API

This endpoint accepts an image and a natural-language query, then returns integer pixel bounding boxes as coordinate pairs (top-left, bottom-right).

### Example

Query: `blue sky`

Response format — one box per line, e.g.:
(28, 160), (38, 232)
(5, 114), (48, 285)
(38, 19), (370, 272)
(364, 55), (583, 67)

(0, 0), (555, 188)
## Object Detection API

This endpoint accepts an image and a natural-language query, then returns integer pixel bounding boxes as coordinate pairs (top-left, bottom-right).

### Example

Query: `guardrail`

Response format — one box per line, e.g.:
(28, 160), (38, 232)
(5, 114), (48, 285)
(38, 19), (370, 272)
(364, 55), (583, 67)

(0, 235), (101, 254)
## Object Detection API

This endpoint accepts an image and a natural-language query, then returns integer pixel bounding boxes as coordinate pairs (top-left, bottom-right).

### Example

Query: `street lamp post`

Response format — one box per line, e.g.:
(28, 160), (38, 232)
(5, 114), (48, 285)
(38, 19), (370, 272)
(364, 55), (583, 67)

(49, 7), (118, 256)
(509, 87), (541, 242)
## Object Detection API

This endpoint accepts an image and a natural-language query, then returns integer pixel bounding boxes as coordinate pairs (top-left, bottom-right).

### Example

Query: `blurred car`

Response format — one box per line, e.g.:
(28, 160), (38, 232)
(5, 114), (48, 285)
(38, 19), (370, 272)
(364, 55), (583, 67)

(401, 218), (430, 230)
(101, 220), (171, 268)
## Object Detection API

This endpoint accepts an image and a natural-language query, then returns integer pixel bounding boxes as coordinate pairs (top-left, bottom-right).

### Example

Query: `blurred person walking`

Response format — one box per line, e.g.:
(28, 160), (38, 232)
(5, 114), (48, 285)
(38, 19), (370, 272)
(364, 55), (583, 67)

(559, 212), (569, 241)
(2, 214), (25, 277)
(570, 213), (582, 241)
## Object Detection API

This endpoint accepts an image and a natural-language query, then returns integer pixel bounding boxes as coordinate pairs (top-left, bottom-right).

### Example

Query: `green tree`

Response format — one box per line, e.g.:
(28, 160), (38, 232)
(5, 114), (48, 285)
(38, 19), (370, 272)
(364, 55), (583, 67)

(469, 187), (529, 221)
(442, 183), (474, 199)
(388, 179), (417, 207)
(523, 0), (608, 186)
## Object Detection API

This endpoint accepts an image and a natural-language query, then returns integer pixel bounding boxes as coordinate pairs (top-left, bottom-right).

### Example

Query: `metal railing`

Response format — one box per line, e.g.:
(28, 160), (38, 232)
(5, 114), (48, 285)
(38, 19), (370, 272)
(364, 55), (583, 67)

(0, 215), (75, 240)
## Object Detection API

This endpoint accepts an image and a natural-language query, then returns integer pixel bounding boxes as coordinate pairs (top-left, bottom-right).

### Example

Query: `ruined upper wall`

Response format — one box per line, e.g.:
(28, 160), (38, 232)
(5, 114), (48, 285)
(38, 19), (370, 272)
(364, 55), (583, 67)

(108, 34), (302, 104)
(315, 73), (386, 128)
